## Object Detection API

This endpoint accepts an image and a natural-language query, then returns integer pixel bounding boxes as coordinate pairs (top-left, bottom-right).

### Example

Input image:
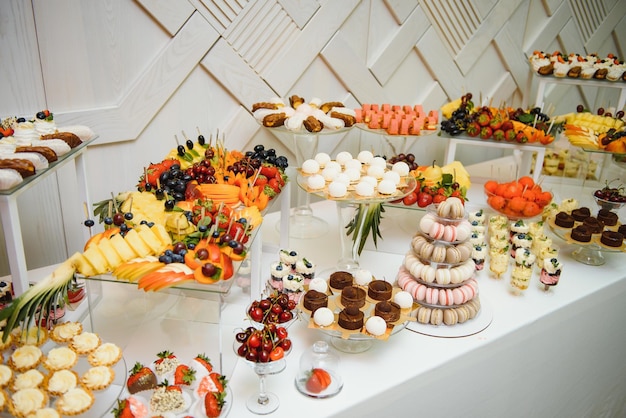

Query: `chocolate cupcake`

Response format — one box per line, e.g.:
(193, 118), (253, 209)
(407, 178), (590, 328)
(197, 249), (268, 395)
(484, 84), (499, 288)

(601, 231), (624, 247)
(329, 271), (353, 290)
(340, 286), (366, 309)
(374, 301), (401, 323)
(571, 225), (592, 242)
(571, 207), (590, 222)
(337, 306), (364, 330)
(597, 209), (618, 226)
(554, 211), (574, 228)
(303, 290), (328, 313)
(582, 217), (603, 234)
(367, 280), (393, 301)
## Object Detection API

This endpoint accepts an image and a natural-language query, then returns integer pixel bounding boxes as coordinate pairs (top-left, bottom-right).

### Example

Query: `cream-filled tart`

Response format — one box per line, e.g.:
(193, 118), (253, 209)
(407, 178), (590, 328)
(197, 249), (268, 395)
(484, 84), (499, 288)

(54, 387), (94, 416)
(43, 347), (77, 371)
(69, 332), (101, 355)
(9, 387), (48, 418)
(25, 407), (61, 418)
(80, 365), (114, 391)
(50, 322), (82, 343)
(88, 342), (122, 367)
(9, 345), (43, 373)
(11, 369), (45, 392)
(44, 369), (79, 396)
(0, 364), (13, 388)
(11, 327), (48, 347)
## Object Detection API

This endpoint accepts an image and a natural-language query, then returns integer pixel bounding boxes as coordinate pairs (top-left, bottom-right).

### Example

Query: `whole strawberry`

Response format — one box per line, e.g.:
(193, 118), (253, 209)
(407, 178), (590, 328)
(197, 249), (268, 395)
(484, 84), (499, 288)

(126, 362), (157, 394)
(174, 364), (196, 386)
(204, 391), (226, 417)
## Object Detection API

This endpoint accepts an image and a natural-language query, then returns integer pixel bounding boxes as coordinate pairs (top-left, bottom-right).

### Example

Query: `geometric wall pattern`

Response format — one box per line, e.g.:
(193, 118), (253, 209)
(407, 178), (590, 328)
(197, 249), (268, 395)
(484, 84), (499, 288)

(1, 0), (625, 274)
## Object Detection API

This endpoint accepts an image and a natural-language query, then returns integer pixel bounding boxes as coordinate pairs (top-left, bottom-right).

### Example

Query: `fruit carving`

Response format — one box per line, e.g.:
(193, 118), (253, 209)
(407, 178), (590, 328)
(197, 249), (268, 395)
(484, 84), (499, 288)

(235, 324), (291, 363)
(305, 368), (332, 394)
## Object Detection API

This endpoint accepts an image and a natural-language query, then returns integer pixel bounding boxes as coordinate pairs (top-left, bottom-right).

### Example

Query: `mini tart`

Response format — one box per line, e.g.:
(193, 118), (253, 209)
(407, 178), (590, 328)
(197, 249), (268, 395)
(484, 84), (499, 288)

(43, 347), (78, 371)
(0, 364), (13, 388)
(26, 407), (61, 418)
(9, 387), (48, 418)
(9, 345), (43, 373)
(54, 387), (94, 416)
(11, 327), (48, 347)
(11, 369), (45, 391)
(44, 369), (79, 396)
(88, 342), (122, 367)
(69, 332), (101, 355)
(80, 365), (114, 391)
(50, 322), (82, 343)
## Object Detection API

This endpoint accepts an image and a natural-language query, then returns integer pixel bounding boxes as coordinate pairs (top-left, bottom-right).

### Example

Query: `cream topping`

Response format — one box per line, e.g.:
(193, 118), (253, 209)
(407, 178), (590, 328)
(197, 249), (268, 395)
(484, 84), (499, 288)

(71, 332), (100, 352)
(89, 343), (121, 365)
(45, 347), (77, 369)
(0, 364), (12, 385)
(11, 345), (42, 368)
(81, 366), (113, 388)
(52, 322), (82, 341)
(13, 369), (44, 391)
(57, 387), (92, 413)
(11, 388), (46, 415)
(543, 258), (562, 274)
(47, 370), (78, 394)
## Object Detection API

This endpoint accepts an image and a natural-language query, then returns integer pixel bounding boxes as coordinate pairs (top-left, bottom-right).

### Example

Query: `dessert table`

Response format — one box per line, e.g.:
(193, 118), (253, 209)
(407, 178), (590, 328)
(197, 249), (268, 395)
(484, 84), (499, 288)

(225, 178), (626, 417)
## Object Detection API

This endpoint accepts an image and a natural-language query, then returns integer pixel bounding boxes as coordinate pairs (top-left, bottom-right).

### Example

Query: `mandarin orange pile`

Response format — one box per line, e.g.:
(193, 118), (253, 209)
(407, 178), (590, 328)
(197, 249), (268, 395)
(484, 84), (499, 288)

(484, 176), (552, 218)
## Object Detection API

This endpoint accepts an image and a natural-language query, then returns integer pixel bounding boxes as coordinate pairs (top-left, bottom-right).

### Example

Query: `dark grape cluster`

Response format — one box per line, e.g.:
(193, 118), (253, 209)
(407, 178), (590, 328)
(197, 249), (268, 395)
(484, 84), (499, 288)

(227, 156), (262, 178)
(510, 106), (550, 124)
(440, 93), (474, 136)
(186, 159), (217, 184)
(244, 144), (288, 169)
(387, 153), (418, 170)
(156, 164), (193, 202)
(158, 242), (188, 264)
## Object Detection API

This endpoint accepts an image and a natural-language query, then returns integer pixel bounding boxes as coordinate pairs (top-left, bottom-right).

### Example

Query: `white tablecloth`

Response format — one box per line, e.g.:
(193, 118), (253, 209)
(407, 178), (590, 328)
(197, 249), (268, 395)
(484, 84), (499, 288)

(226, 180), (626, 418)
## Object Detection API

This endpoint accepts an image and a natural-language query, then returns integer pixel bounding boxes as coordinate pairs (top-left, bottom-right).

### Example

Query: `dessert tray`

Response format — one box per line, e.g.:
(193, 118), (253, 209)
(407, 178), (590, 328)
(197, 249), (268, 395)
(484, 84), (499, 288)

(548, 217), (626, 252)
(0, 328), (126, 417)
(296, 172), (417, 203)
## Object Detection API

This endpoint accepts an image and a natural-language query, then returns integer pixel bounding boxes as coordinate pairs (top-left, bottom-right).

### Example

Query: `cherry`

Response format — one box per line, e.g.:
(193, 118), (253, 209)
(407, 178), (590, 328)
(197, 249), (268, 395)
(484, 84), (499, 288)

(597, 107), (605, 115)
(279, 311), (293, 323)
(259, 299), (271, 311)
(196, 248), (208, 260)
(270, 304), (283, 315)
(237, 344), (248, 357)
(235, 332), (248, 343)
(576, 104), (584, 112)
(112, 213), (125, 226)
(201, 263), (217, 277)
(258, 350), (270, 363)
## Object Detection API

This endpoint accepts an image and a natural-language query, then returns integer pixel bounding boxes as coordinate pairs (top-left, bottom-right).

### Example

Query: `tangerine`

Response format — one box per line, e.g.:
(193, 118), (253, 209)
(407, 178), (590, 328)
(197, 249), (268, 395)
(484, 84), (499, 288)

(522, 201), (541, 217)
(509, 196), (527, 213)
(518, 176), (535, 189)
(488, 195), (506, 210)
(535, 191), (553, 207)
(484, 180), (498, 194)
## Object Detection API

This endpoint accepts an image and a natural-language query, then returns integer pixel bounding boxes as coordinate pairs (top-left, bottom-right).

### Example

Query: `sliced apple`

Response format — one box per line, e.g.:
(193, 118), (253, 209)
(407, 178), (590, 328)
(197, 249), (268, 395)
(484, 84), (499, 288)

(123, 229), (151, 258)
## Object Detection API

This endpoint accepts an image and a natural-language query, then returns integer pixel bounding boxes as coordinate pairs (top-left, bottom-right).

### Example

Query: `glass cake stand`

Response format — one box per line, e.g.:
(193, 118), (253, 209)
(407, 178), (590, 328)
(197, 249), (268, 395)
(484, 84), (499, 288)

(297, 173), (417, 272)
(267, 126), (352, 239)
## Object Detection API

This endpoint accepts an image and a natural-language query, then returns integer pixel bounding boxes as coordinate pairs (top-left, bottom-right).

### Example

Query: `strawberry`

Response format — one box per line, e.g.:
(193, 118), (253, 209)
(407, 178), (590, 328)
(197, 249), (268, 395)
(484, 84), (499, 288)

(492, 129), (506, 142)
(155, 350), (176, 365)
(479, 126), (493, 140)
(465, 121), (480, 137)
(305, 368), (332, 393)
(204, 391), (226, 417)
(209, 372), (227, 393)
(194, 353), (213, 373)
(504, 129), (516, 142)
(160, 378), (182, 392)
(476, 112), (491, 127)
(174, 364), (196, 385)
(112, 399), (134, 418)
(127, 362), (157, 394)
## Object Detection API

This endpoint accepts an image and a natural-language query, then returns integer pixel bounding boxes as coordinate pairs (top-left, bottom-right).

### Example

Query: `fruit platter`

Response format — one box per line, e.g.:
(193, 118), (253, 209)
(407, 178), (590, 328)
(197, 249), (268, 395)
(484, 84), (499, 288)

(556, 105), (626, 153)
(114, 350), (231, 417)
(0, 132), (289, 350)
(439, 93), (557, 145)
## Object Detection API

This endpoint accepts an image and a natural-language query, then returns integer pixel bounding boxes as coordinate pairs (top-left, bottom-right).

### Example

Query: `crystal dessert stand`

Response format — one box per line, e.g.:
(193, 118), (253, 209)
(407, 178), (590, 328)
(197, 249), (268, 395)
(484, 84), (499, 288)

(267, 126), (353, 240)
(297, 174), (417, 273)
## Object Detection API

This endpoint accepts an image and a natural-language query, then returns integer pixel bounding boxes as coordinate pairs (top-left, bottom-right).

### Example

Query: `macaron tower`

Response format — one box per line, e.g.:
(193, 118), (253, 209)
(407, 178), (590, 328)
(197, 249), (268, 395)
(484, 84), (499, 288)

(396, 197), (481, 326)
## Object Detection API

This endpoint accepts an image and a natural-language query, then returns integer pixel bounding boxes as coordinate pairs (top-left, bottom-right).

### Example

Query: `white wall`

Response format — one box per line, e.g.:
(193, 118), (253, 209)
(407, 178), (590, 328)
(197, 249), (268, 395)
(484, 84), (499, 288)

(1, 0), (625, 275)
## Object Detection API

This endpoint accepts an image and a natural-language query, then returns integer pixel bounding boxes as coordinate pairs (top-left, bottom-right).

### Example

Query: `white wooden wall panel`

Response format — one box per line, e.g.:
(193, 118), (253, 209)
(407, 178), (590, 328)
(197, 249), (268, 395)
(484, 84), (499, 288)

(1, 0), (626, 279)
